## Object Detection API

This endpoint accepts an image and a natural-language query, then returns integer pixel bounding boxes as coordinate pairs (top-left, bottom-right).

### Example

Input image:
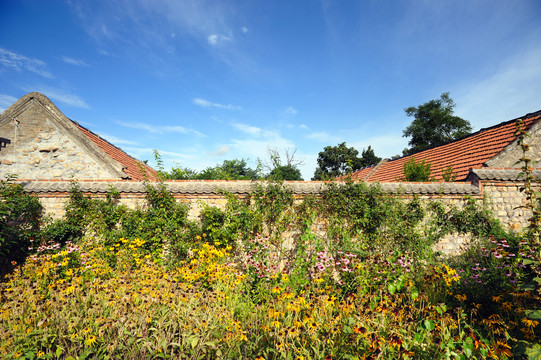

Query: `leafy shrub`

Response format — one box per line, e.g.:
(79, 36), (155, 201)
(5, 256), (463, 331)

(401, 157), (433, 181)
(441, 165), (457, 182)
(427, 196), (507, 243)
(0, 176), (42, 276)
(320, 181), (427, 255)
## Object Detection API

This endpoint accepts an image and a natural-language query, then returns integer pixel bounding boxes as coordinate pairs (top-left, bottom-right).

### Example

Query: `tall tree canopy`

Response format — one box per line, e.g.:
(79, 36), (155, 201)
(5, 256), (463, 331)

(313, 143), (381, 180)
(402, 92), (472, 154)
(158, 157), (261, 180)
(264, 148), (304, 181)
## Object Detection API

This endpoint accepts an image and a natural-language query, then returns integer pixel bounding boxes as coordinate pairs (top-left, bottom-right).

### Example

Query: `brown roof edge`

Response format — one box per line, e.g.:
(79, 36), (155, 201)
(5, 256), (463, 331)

(71, 119), (158, 181)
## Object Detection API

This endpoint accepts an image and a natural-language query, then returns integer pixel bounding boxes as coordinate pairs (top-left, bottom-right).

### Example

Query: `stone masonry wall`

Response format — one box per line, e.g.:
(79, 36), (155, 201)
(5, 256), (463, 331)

(0, 101), (118, 180)
(20, 174), (539, 255)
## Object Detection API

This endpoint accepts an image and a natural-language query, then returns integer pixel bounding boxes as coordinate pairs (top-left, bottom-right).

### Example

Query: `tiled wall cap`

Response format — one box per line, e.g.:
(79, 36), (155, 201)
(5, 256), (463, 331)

(470, 168), (541, 181)
(18, 180), (480, 195)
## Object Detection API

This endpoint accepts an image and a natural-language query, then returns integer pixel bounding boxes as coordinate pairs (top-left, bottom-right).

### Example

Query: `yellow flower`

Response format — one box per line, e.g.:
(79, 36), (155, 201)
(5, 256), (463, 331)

(85, 335), (97, 346)
(491, 341), (512, 359)
(37, 351), (45, 358)
(522, 318), (539, 328)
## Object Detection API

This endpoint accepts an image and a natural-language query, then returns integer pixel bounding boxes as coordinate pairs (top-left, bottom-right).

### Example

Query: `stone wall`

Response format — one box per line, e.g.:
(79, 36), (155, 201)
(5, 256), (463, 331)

(16, 169), (540, 254)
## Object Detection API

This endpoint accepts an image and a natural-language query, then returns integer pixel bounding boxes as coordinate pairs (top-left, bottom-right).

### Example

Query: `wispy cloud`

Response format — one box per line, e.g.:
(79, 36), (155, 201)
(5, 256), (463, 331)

(305, 131), (340, 143)
(0, 94), (18, 112)
(209, 145), (230, 156)
(283, 106), (298, 116)
(208, 34), (231, 46)
(193, 98), (242, 111)
(116, 121), (205, 137)
(67, 0), (251, 74)
(69, 0), (236, 49)
(61, 56), (89, 67)
(0, 48), (53, 78)
(232, 122), (262, 137)
(453, 45), (541, 129)
(121, 146), (193, 162)
(241, 26), (248, 34)
(29, 87), (89, 109)
(97, 133), (138, 146)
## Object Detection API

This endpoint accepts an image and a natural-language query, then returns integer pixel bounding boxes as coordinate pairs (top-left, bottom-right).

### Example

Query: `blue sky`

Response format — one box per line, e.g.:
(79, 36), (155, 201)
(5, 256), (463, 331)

(1, 0), (540, 179)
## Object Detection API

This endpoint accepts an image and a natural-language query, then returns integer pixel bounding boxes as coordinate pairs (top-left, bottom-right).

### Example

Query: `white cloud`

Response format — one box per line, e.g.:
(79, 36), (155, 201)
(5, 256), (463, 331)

(305, 131), (341, 143)
(207, 34), (219, 45)
(299, 124), (309, 130)
(122, 146), (193, 161)
(30, 87), (89, 109)
(0, 48), (53, 78)
(241, 26), (248, 34)
(453, 45), (541, 129)
(192, 98), (242, 111)
(0, 95), (18, 112)
(61, 56), (89, 67)
(116, 121), (205, 137)
(96, 133), (138, 146)
(207, 33), (231, 45)
(210, 145), (230, 156)
(283, 106), (298, 115)
(232, 122), (262, 137)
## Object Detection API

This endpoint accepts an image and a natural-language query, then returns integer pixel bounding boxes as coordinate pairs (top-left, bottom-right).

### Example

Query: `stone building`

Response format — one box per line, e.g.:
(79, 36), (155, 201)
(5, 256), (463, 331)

(0, 92), (157, 181)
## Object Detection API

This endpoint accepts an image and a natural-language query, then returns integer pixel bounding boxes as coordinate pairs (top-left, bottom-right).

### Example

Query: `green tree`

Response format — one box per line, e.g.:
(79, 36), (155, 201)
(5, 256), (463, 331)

(153, 150), (261, 180)
(313, 143), (381, 180)
(360, 146), (381, 168)
(268, 164), (303, 181)
(403, 92), (472, 154)
(216, 159), (261, 180)
(263, 148), (304, 181)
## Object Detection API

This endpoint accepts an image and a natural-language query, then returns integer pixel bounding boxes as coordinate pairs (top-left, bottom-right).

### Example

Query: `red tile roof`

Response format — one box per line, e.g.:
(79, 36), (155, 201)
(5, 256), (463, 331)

(350, 111), (541, 182)
(73, 121), (159, 181)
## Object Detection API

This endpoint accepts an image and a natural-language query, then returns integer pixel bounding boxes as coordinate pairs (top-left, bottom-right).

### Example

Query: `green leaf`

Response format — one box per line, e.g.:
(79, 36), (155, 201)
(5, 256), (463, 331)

(189, 336), (199, 349)
(525, 310), (541, 320)
(525, 343), (541, 360)
(520, 283), (537, 291)
(463, 338), (473, 358)
(424, 319), (435, 331)
(388, 283), (396, 295)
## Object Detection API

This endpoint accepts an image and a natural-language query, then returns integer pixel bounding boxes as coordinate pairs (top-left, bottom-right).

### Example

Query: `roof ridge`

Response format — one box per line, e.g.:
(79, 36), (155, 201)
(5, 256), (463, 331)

(364, 158), (388, 181)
